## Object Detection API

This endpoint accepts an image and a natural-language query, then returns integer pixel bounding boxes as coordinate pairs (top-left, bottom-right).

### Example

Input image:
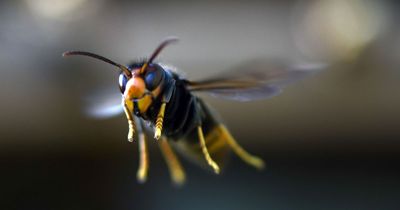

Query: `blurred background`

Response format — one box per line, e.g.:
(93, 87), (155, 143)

(1, 0), (400, 209)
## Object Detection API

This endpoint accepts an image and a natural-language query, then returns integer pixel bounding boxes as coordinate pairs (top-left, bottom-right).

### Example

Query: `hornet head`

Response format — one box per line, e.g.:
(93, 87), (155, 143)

(63, 37), (178, 103)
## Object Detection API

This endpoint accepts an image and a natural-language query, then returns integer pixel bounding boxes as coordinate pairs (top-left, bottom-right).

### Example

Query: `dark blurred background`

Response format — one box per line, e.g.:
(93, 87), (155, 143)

(1, 0), (400, 209)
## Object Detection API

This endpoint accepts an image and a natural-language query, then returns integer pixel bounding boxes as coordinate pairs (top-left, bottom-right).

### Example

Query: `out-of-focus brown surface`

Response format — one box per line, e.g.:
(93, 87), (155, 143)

(1, 0), (400, 209)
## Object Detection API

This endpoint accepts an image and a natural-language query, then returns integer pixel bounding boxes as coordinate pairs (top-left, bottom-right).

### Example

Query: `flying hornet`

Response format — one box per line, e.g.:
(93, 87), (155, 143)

(63, 37), (324, 185)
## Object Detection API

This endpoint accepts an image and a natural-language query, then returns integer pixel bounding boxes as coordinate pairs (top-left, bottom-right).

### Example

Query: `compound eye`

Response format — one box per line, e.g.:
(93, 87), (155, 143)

(118, 73), (128, 93)
(144, 68), (163, 90)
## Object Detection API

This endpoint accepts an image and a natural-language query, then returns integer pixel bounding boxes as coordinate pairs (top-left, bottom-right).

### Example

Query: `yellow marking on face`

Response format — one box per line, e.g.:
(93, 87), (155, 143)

(135, 84), (163, 115)
(136, 95), (153, 114)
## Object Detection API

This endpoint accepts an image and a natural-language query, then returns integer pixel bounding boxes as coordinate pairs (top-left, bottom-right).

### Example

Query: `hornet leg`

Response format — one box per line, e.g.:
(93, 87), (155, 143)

(154, 79), (175, 140)
(123, 99), (136, 142)
(220, 125), (265, 170)
(135, 117), (149, 183)
(123, 97), (149, 182)
(197, 125), (220, 174)
(159, 136), (186, 185)
(154, 102), (166, 140)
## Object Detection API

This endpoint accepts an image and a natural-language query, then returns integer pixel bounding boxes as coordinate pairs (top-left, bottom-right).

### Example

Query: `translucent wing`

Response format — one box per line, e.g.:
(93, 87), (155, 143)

(83, 88), (123, 119)
(187, 60), (327, 102)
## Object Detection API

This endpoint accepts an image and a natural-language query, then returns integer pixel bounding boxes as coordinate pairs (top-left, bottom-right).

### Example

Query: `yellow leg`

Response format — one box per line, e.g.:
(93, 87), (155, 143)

(197, 126), (220, 174)
(220, 125), (265, 170)
(123, 99), (136, 142)
(136, 131), (149, 183)
(154, 102), (166, 140)
(159, 137), (186, 185)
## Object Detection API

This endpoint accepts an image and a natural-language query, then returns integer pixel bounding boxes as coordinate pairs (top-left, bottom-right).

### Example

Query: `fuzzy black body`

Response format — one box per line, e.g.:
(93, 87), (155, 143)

(141, 67), (216, 142)
(140, 67), (230, 167)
